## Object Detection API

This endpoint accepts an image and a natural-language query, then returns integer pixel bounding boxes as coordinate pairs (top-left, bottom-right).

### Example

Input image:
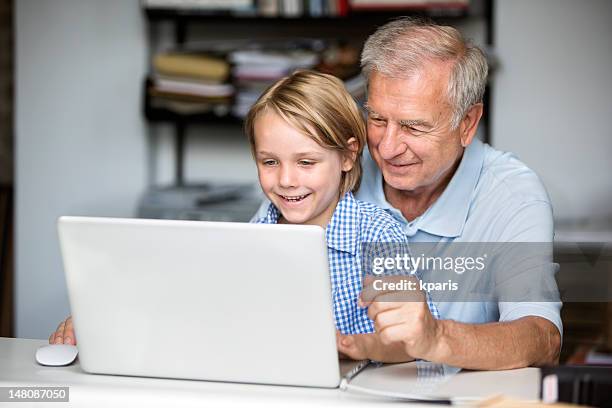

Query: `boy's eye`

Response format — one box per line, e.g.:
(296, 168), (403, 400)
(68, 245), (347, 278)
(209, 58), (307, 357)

(262, 159), (278, 166)
(298, 160), (315, 166)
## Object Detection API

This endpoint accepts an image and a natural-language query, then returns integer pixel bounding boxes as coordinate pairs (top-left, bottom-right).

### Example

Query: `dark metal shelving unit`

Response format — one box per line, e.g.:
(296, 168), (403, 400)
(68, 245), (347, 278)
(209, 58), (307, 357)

(143, 1), (493, 186)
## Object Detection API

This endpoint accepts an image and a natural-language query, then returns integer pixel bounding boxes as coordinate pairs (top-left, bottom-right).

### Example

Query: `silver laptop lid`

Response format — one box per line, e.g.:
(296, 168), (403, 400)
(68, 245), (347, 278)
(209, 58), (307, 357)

(58, 216), (340, 387)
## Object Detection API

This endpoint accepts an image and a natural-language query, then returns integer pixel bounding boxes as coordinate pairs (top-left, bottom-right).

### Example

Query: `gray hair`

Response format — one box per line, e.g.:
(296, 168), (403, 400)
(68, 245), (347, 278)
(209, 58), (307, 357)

(361, 17), (488, 129)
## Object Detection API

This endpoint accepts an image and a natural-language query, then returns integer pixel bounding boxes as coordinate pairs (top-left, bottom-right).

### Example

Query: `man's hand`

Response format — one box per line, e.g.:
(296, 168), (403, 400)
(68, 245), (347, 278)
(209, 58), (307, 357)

(48, 316), (77, 345)
(360, 275), (444, 361)
(360, 276), (562, 369)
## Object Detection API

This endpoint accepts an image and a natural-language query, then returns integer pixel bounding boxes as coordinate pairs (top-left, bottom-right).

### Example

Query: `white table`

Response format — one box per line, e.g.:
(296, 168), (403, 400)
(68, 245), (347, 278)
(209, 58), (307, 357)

(0, 338), (541, 407)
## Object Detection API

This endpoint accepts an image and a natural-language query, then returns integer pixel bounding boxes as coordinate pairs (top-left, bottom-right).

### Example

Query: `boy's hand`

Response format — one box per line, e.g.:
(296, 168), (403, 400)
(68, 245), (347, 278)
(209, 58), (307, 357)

(337, 330), (415, 363)
(336, 330), (370, 360)
(48, 316), (77, 345)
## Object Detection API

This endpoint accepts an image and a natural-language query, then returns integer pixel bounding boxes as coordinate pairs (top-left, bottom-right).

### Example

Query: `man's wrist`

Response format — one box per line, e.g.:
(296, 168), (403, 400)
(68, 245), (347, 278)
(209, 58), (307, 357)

(420, 319), (452, 363)
(364, 332), (382, 361)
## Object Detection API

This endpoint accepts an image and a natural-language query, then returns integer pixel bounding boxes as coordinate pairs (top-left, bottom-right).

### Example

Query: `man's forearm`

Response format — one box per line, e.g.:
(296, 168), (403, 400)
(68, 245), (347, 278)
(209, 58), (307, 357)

(425, 316), (561, 370)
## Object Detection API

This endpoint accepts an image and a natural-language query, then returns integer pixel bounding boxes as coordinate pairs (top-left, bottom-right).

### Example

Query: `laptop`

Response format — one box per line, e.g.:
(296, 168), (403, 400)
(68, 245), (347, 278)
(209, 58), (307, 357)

(58, 216), (343, 388)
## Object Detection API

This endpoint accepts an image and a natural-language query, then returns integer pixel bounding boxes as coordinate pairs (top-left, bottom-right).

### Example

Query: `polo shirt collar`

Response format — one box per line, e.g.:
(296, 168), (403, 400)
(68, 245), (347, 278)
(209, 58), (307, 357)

(416, 138), (485, 238)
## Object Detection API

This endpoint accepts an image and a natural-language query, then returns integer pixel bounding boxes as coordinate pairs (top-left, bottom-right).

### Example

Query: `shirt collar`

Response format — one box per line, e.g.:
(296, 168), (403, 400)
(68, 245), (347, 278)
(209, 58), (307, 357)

(326, 191), (360, 255)
(417, 138), (484, 238)
(256, 202), (282, 224)
(359, 148), (396, 211)
(256, 191), (360, 255)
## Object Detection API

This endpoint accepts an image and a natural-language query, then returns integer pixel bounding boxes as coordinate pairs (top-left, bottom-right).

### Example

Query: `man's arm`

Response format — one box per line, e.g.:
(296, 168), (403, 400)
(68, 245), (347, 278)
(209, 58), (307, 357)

(425, 198), (561, 368)
(426, 315), (560, 369)
(361, 278), (561, 369)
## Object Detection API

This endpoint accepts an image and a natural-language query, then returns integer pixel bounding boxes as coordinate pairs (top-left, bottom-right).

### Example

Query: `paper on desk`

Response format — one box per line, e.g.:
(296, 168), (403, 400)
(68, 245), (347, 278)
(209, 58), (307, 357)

(349, 361), (540, 403)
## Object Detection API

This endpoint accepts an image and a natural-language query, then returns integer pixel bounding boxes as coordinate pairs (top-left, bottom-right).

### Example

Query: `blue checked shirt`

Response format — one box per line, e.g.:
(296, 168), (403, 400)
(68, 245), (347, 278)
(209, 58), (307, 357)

(254, 191), (440, 335)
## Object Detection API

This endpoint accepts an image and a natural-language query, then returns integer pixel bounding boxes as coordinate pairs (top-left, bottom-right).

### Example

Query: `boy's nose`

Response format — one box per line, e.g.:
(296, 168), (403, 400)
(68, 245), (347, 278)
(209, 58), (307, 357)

(279, 165), (298, 188)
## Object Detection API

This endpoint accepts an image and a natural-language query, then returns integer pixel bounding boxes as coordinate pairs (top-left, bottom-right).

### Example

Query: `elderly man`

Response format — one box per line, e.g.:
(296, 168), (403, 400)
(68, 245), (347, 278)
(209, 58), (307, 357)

(336, 18), (561, 369)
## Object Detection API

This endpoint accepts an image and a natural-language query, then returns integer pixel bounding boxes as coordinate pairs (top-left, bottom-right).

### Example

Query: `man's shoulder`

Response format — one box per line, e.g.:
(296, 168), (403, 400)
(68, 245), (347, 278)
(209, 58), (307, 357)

(352, 197), (406, 242)
(462, 143), (553, 242)
(478, 143), (551, 206)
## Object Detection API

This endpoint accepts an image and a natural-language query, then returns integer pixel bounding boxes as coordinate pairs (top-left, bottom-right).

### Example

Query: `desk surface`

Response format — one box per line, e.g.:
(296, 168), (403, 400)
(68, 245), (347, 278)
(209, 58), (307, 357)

(0, 338), (541, 407)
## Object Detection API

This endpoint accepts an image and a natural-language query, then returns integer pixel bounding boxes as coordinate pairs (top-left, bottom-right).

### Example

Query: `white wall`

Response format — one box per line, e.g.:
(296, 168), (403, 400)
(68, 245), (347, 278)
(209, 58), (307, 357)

(493, 0), (612, 223)
(15, 0), (148, 339)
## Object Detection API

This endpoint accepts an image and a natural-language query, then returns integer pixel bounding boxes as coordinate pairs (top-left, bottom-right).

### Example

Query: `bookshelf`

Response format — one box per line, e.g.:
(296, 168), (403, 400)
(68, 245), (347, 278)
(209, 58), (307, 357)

(142, 0), (493, 187)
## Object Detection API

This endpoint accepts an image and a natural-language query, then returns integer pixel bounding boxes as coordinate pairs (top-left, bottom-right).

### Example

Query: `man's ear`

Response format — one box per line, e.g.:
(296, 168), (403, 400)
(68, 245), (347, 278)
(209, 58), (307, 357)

(459, 103), (484, 147)
(342, 137), (359, 172)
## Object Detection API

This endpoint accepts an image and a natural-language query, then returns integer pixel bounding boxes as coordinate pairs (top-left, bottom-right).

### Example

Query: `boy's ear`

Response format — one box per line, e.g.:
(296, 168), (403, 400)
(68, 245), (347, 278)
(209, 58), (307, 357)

(342, 137), (359, 172)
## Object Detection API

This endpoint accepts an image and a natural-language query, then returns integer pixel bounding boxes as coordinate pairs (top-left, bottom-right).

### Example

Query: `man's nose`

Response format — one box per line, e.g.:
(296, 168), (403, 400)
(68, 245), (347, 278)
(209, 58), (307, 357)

(378, 123), (406, 160)
(279, 164), (298, 188)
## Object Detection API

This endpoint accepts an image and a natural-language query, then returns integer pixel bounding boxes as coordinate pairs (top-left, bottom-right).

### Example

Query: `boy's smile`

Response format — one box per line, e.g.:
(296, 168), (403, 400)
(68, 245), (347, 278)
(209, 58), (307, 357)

(278, 193), (311, 203)
(253, 110), (354, 228)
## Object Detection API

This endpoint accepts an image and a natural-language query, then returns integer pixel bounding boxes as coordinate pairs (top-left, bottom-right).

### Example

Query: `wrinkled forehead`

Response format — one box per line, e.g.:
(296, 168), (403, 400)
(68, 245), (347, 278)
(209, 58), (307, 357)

(366, 67), (453, 115)
(367, 60), (453, 94)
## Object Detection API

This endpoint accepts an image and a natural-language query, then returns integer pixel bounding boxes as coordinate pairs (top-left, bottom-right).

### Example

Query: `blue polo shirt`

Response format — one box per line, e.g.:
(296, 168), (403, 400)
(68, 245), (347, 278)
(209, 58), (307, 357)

(356, 138), (562, 336)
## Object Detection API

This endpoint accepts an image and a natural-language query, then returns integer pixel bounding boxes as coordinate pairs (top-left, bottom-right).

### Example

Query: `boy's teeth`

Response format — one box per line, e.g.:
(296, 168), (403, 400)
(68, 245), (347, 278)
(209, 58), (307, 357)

(283, 194), (308, 202)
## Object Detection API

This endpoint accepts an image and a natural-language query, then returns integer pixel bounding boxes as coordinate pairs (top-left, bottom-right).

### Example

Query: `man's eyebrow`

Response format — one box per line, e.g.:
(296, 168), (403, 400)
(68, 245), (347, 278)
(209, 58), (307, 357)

(364, 103), (432, 128)
(363, 103), (382, 118)
(398, 119), (432, 128)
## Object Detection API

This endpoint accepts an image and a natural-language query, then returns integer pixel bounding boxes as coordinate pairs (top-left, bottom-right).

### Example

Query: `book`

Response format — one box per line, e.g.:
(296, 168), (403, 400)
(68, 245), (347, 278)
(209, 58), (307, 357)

(153, 53), (230, 81)
(143, 0), (253, 10)
(585, 346), (612, 365)
(153, 75), (234, 97)
(258, 0), (279, 16)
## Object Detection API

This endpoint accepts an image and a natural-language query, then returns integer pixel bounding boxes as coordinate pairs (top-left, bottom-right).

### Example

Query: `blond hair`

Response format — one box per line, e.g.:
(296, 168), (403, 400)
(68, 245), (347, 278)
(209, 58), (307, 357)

(361, 17), (488, 129)
(245, 70), (366, 194)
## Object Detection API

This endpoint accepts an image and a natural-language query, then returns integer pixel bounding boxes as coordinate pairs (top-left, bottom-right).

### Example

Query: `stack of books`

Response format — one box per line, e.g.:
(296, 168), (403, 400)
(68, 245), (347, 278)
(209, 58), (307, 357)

(146, 41), (367, 120)
(148, 52), (234, 117)
(229, 48), (319, 118)
(143, 0), (254, 13)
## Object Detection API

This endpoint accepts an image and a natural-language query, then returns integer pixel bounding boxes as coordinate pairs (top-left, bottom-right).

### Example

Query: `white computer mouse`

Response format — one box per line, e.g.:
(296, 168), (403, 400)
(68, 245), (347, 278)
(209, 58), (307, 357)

(35, 344), (79, 366)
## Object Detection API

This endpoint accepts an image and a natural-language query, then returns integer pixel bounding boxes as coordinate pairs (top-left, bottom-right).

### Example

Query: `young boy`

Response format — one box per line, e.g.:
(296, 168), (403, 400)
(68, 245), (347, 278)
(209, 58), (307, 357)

(245, 70), (439, 361)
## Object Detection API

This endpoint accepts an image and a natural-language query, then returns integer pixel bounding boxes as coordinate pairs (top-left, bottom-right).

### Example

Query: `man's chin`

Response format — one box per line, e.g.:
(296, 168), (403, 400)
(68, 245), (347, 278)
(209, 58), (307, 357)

(381, 171), (420, 193)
